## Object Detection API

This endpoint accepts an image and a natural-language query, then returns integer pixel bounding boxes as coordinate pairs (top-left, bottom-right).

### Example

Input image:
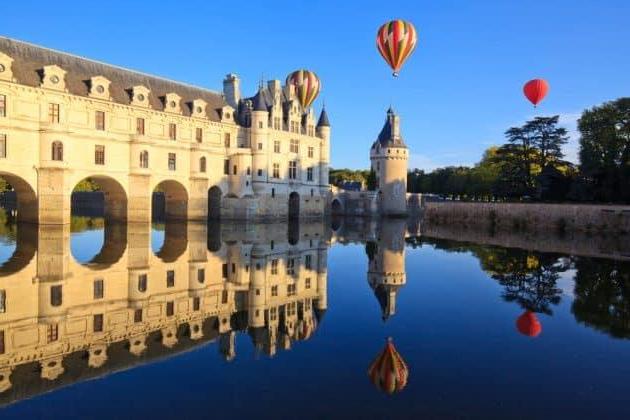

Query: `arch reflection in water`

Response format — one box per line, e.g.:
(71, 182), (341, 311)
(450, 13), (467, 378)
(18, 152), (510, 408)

(0, 219), (329, 406)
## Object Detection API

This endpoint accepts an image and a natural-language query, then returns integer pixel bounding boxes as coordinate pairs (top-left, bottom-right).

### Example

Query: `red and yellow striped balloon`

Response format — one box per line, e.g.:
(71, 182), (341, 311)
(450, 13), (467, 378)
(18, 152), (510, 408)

(286, 70), (321, 109)
(376, 20), (418, 77)
(368, 338), (409, 394)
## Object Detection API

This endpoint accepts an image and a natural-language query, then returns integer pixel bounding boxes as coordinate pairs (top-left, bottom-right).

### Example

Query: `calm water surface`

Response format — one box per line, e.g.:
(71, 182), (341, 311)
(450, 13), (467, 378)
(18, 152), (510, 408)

(0, 212), (630, 419)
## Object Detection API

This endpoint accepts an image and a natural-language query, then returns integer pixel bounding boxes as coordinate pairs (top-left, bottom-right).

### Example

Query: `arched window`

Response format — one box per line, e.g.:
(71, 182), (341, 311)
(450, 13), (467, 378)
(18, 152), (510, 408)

(51, 141), (63, 161)
(140, 150), (149, 168)
(200, 157), (207, 173)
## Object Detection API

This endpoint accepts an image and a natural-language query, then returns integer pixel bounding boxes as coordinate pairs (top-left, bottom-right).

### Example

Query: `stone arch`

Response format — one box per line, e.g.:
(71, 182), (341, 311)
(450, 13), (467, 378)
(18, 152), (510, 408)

(153, 180), (188, 221)
(331, 198), (344, 216)
(208, 186), (223, 220)
(288, 192), (300, 220)
(71, 175), (128, 222)
(0, 172), (38, 223)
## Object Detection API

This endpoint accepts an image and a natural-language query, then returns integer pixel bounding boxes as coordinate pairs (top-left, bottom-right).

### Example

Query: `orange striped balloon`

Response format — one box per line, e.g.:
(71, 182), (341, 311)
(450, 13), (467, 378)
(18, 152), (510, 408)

(368, 338), (409, 394)
(286, 70), (321, 109)
(376, 20), (418, 77)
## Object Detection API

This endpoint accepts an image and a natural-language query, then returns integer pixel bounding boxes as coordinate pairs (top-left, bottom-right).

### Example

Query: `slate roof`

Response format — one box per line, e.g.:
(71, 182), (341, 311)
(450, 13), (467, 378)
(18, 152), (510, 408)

(0, 37), (226, 121)
(317, 107), (330, 127)
(373, 107), (406, 149)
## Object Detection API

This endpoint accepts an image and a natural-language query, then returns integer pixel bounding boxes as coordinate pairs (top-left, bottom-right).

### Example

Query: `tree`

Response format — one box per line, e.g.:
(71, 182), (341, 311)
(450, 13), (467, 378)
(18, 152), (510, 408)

(529, 116), (569, 169)
(366, 169), (377, 191)
(578, 97), (630, 203)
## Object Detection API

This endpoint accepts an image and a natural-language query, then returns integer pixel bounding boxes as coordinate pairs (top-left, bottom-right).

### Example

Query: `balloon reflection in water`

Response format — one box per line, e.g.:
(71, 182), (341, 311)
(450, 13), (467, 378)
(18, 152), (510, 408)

(516, 310), (542, 337)
(368, 337), (409, 394)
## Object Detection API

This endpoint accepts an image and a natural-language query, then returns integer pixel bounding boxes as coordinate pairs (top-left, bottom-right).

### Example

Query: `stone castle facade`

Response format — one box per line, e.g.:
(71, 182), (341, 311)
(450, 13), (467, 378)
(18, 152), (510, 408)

(0, 37), (330, 224)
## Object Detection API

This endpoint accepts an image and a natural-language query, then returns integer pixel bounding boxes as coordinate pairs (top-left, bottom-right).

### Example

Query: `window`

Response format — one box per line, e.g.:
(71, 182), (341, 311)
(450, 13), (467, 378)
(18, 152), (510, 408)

(0, 330), (4, 354)
(246, 167), (251, 175)
(200, 157), (207, 173)
(136, 117), (145, 135)
(0, 94), (5, 117)
(51, 285), (62, 307)
(0, 134), (5, 158)
(288, 161), (297, 180)
(166, 301), (174, 316)
(95, 145), (105, 165)
(274, 140), (280, 153)
(198, 268), (205, 283)
(306, 278), (311, 289)
(0, 290), (5, 313)
(271, 188), (275, 198)
(166, 270), (175, 288)
(140, 150), (149, 168)
(224, 159), (229, 175)
(257, 169), (263, 176)
(224, 133), (231, 147)
(231, 263), (236, 274)
(271, 285), (278, 297)
(222, 264), (228, 278)
(290, 139), (299, 153)
(307, 167), (313, 182)
(93, 279), (104, 300)
(287, 284), (296, 296)
(258, 142), (263, 150)
(134, 309), (143, 323)
(233, 165), (237, 175)
(308, 146), (314, 158)
(286, 258), (295, 275)
(258, 121), (263, 129)
(93, 314), (104, 332)
(272, 163), (280, 178)
(169, 123), (177, 140)
(271, 259), (278, 275)
(273, 117), (281, 129)
(221, 290), (228, 304)
(47, 324), (58, 343)
(51, 141), (63, 161)
(305, 254), (312, 270)
(196, 127), (203, 142)
(168, 153), (176, 171)
(270, 307), (277, 321)
(48, 103), (59, 123)
(193, 297), (200, 311)
(138, 274), (147, 292)
(95, 111), (105, 130)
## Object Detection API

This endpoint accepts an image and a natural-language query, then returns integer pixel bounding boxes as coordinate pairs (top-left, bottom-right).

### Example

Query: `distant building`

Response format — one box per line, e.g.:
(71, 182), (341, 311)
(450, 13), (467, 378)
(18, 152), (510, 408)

(339, 181), (363, 191)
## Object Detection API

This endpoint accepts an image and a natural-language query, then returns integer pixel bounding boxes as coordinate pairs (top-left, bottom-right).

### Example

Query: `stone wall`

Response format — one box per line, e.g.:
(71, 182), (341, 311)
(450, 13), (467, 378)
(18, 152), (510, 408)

(423, 201), (630, 234)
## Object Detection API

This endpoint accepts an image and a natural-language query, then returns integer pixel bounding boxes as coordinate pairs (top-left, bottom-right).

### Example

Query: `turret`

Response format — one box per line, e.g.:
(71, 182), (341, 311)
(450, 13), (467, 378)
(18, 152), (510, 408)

(370, 108), (408, 216)
(223, 74), (241, 110)
(316, 107), (331, 187)
(251, 88), (270, 194)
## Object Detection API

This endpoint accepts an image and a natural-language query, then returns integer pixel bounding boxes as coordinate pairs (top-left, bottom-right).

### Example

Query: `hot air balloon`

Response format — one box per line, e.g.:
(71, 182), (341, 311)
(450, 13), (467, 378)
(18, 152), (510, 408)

(368, 337), (409, 394)
(376, 20), (418, 77)
(286, 70), (320, 109)
(516, 310), (542, 337)
(523, 79), (549, 107)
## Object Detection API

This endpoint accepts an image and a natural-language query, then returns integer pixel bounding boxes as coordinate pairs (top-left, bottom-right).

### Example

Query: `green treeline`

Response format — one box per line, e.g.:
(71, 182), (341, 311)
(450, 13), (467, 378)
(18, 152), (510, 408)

(409, 98), (630, 203)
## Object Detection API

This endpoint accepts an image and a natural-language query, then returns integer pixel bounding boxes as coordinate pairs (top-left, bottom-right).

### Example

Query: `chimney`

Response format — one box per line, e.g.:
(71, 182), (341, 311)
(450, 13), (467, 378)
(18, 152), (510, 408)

(223, 74), (241, 109)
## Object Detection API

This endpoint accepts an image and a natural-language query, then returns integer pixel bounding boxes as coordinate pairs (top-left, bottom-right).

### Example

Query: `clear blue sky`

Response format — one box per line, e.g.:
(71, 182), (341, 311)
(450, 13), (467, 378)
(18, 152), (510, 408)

(4, 0), (630, 170)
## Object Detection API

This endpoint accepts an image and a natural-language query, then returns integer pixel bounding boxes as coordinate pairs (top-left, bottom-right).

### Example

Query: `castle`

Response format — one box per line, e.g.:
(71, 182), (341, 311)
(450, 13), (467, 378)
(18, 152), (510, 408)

(0, 37), (330, 224)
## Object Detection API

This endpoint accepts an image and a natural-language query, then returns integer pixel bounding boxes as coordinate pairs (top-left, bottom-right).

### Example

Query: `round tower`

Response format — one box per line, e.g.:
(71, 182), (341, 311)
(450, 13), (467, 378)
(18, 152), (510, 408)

(316, 107), (331, 187)
(250, 87), (269, 195)
(370, 108), (408, 216)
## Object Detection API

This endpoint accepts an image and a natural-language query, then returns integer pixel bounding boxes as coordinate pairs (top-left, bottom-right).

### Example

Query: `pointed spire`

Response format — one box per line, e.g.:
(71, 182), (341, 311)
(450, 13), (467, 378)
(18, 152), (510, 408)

(317, 106), (330, 127)
(253, 87), (267, 112)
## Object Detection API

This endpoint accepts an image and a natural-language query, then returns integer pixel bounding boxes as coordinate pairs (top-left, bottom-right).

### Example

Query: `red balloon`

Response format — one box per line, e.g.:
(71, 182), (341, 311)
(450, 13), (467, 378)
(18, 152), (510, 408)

(516, 310), (542, 337)
(523, 79), (549, 107)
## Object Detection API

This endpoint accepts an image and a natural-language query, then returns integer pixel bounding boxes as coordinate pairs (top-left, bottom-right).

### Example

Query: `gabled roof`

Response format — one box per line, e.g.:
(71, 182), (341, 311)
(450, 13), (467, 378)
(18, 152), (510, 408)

(0, 37), (226, 120)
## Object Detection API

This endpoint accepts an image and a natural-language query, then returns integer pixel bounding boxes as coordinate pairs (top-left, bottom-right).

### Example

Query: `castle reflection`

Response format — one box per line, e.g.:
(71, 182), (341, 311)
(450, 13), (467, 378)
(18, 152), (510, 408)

(0, 219), (331, 404)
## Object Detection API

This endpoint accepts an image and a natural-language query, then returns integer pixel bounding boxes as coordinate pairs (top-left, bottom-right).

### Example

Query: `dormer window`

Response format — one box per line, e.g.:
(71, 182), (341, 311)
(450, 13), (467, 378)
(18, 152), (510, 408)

(89, 76), (111, 100)
(192, 99), (207, 118)
(164, 93), (181, 114)
(131, 85), (150, 107)
(41, 65), (66, 91)
(0, 52), (12, 82)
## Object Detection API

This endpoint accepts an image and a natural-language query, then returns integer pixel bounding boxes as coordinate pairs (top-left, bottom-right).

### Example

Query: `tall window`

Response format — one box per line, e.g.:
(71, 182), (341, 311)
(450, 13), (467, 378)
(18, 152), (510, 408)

(95, 145), (105, 165)
(305, 278), (311, 289)
(50, 285), (62, 307)
(48, 103), (60, 123)
(47, 324), (58, 343)
(136, 117), (145, 135)
(0, 289), (5, 313)
(308, 146), (314, 158)
(0, 134), (6, 158)
(193, 297), (200, 311)
(0, 330), (5, 354)
(168, 153), (176, 171)
(140, 150), (149, 168)
(51, 141), (63, 161)
(198, 268), (205, 283)
(169, 123), (177, 140)
(95, 111), (105, 130)
(305, 254), (312, 270)
(272, 163), (280, 178)
(224, 133), (231, 147)
(93, 314), (104, 332)
(224, 159), (229, 175)
(138, 274), (147, 292)
(166, 301), (174, 317)
(286, 258), (296, 275)
(307, 167), (313, 182)
(271, 285), (278, 297)
(290, 139), (299, 153)
(93, 278), (104, 300)
(200, 157), (207, 173)
(257, 142), (263, 150)
(271, 259), (278, 275)
(288, 161), (297, 180)
(233, 165), (237, 175)
(0, 94), (5, 117)
(166, 270), (175, 287)
(134, 309), (143, 323)
(274, 140), (280, 153)
(287, 283), (296, 296)
(196, 127), (203, 142)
